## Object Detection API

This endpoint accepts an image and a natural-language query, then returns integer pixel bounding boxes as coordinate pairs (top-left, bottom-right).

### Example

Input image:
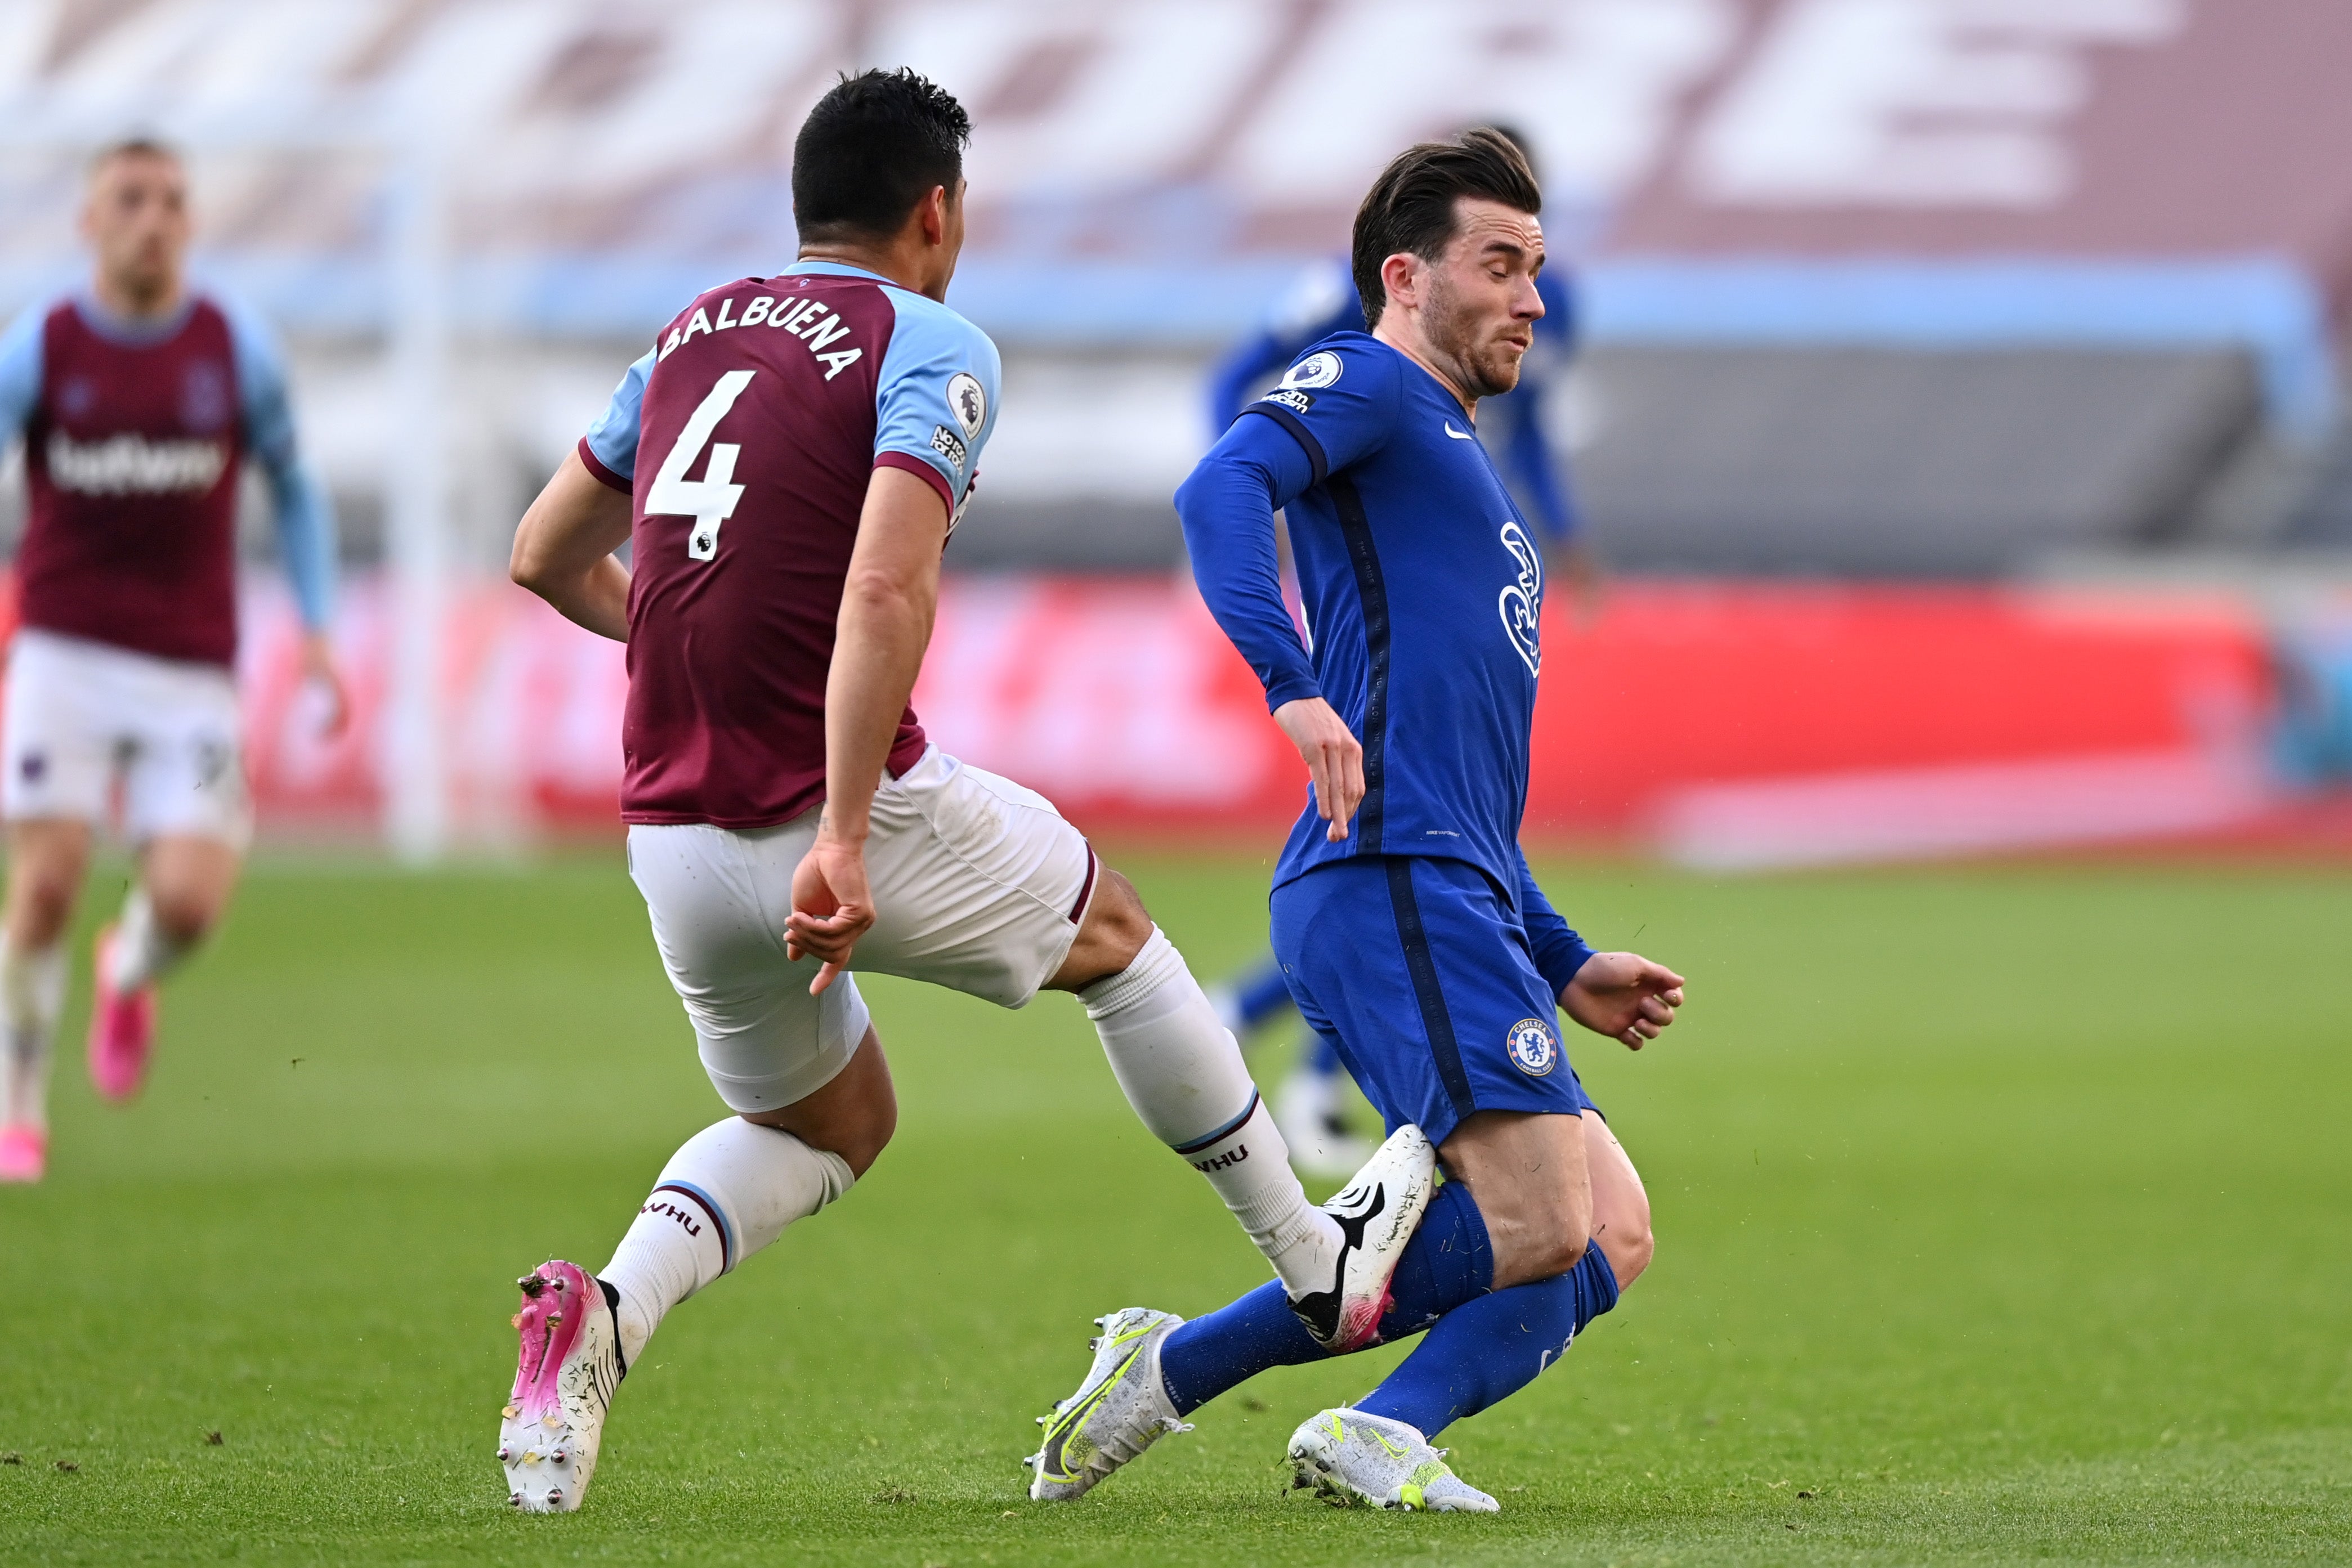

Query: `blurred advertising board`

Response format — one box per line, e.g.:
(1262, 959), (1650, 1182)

(189, 572), (2310, 866)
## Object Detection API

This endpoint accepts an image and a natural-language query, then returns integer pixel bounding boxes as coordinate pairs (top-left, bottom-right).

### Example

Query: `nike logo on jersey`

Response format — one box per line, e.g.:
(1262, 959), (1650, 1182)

(1443, 422), (1475, 440)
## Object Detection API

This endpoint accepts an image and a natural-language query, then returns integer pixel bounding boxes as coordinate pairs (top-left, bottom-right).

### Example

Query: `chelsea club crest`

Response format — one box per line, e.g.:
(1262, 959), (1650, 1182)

(1505, 1017), (1558, 1077)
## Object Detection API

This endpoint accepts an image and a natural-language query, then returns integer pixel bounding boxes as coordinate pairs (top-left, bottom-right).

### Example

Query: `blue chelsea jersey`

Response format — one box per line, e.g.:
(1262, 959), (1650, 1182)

(1182, 331), (1545, 895)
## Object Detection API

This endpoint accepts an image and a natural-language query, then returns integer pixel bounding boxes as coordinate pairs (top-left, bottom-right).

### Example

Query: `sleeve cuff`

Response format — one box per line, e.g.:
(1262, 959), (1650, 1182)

(875, 450), (956, 514)
(1544, 943), (1597, 1000)
(577, 437), (631, 494)
(1263, 673), (1323, 713)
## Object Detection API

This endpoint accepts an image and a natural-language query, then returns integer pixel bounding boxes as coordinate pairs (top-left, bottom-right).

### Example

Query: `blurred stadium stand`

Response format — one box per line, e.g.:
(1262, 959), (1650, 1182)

(2, 0), (2350, 580)
(1575, 344), (2261, 575)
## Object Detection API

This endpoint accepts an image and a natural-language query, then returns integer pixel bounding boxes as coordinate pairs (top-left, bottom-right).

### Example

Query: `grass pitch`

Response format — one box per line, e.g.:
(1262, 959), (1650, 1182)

(2, 849), (2349, 1565)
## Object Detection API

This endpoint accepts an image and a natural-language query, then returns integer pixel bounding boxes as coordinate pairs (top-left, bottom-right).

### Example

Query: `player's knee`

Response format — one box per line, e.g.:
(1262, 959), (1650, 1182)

(1528, 1218), (1590, 1283)
(1052, 870), (1153, 988)
(1089, 871), (1152, 953)
(6, 866), (83, 947)
(147, 885), (223, 947)
(1599, 1216), (1654, 1291)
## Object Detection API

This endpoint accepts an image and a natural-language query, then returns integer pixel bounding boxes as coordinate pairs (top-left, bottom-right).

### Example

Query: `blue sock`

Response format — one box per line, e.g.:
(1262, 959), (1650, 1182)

(1308, 1032), (1344, 1078)
(1159, 1181), (1492, 1415)
(1356, 1243), (1620, 1440)
(1376, 1179), (1491, 1338)
(1233, 958), (1295, 1032)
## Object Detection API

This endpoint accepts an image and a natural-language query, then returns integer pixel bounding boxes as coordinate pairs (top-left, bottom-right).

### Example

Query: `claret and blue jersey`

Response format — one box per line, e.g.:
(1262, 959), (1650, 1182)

(0, 290), (336, 666)
(577, 259), (1001, 831)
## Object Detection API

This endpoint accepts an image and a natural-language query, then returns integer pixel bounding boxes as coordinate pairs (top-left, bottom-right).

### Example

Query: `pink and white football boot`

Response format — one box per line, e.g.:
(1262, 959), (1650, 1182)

(499, 1260), (625, 1513)
(0, 1124), (45, 1183)
(86, 926), (156, 1104)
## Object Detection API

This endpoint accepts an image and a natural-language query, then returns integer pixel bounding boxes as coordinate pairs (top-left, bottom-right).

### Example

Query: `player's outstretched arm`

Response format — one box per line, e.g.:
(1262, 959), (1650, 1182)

(784, 465), (950, 993)
(511, 451), (634, 642)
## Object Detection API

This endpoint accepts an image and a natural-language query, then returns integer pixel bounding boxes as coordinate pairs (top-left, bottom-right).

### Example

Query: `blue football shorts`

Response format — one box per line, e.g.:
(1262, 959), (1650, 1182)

(1269, 853), (1596, 1150)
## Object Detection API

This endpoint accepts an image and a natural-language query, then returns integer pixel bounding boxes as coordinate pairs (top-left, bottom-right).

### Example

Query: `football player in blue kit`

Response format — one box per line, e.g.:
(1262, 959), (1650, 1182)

(1203, 123), (1596, 1183)
(1027, 131), (1685, 1512)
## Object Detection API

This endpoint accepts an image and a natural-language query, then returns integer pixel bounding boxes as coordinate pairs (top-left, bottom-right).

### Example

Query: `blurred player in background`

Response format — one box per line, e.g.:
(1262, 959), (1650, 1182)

(1204, 961), (1366, 1176)
(504, 69), (1434, 1516)
(1203, 123), (1592, 1183)
(0, 139), (342, 1185)
(1031, 132), (1683, 1513)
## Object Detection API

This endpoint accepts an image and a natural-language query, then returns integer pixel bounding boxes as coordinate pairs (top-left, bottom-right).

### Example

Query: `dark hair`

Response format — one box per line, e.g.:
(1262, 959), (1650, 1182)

(88, 135), (182, 178)
(1475, 122), (1541, 186)
(1351, 128), (1541, 328)
(792, 68), (971, 244)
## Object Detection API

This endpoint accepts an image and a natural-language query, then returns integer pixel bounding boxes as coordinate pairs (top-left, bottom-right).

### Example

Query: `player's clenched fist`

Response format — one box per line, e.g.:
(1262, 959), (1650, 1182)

(1272, 696), (1365, 843)
(1561, 953), (1687, 1050)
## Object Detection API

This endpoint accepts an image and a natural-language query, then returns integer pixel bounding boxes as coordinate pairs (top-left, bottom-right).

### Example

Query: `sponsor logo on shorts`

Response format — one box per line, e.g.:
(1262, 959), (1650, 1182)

(1505, 1016), (1558, 1077)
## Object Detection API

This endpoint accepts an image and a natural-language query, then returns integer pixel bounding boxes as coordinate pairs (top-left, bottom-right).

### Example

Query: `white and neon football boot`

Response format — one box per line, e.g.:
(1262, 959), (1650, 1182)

(1286, 1407), (1499, 1512)
(1027, 1307), (1191, 1501)
(1287, 1123), (1436, 1353)
(498, 1260), (625, 1513)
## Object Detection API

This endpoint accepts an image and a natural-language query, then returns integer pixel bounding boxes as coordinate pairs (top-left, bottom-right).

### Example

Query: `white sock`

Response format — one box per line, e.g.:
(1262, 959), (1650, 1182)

(597, 1117), (855, 1365)
(1080, 928), (1340, 1297)
(0, 942), (66, 1131)
(109, 889), (196, 993)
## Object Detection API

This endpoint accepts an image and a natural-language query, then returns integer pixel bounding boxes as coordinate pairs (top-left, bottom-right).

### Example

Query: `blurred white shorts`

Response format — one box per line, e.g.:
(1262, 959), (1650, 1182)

(1, 628), (252, 848)
(627, 747), (1099, 1113)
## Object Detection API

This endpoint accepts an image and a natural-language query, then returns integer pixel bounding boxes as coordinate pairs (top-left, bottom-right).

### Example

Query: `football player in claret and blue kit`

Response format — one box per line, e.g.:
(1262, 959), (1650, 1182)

(502, 69), (1438, 1514)
(1026, 131), (1688, 1512)
(0, 139), (343, 1185)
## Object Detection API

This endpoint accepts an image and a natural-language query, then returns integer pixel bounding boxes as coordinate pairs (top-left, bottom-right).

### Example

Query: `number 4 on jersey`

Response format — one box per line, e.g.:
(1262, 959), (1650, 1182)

(647, 369), (755, 561)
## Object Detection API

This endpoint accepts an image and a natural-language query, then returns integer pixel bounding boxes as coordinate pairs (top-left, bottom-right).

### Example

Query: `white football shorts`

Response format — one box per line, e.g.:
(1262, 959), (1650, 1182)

(1, 628), (252, 848)
(627, 746), (1099, 1113)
